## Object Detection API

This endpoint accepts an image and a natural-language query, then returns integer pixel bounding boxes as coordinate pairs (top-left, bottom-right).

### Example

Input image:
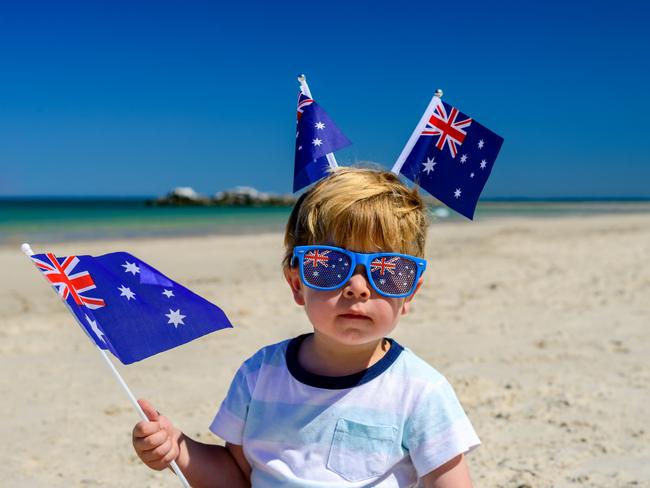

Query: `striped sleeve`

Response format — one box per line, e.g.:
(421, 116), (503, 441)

(403, 377), (481, 477)
(209, 362), (254, 445)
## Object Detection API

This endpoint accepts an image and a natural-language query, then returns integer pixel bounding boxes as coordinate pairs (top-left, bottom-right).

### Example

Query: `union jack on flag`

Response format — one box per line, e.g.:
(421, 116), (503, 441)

(296, 93), (314, 121)
(394, 96), (504, 220)
(422, 103), (473, 158)
(29, 250), (232, 364)
(32, 253), (106, 309)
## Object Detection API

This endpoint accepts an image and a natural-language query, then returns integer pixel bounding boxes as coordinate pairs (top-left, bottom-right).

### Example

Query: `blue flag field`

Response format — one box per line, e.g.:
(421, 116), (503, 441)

(294, 92), (351, 192)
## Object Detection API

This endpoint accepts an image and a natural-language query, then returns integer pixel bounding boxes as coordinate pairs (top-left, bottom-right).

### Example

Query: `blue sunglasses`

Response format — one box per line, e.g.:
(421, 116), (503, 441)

(292, 245), (427, 298)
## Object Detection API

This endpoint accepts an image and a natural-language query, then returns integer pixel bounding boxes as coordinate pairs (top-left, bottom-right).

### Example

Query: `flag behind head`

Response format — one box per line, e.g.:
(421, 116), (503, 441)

(294, 92), (351, 192)
(394, 97), (504, 219)
(30, 251), (232, 364)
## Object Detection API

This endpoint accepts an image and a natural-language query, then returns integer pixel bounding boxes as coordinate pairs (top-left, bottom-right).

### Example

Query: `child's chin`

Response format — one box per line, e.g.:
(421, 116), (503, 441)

(332, 326), (381, 344)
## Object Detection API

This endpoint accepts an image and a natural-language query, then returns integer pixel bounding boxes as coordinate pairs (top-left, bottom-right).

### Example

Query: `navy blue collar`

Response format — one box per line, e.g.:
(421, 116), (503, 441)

(285, 333), (404, 390)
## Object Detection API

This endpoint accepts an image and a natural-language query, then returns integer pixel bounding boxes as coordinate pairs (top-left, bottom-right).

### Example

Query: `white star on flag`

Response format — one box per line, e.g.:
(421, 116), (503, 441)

(314, 122), (326, 130)
(454, 188), (462, 198)
(122, 261), (140, 275)
(312, 138), (323, 146)
(470, 172), (475, 178)
(480, 160), (487, 169)
(460, 154), (468, 164)
(298, 145), (302, 151)
(422, 157), (436, 175)
(118, 285), (136, 300)
(165, 309), (186, 328)
(85, 314), (105, 343)
(162, 289), (174, 298)
(478, 139), (485, 149)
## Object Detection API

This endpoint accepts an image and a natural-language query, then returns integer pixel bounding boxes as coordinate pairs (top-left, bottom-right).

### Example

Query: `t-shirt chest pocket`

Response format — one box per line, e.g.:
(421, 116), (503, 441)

(327, 417), (399, 482)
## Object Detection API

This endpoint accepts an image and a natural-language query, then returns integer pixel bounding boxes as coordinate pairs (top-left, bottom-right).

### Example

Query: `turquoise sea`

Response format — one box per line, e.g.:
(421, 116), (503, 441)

(2, 198), (649, 245)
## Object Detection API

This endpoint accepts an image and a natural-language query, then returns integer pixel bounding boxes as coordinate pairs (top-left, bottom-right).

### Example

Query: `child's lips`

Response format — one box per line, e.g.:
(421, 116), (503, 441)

(339, 312), (370, 320)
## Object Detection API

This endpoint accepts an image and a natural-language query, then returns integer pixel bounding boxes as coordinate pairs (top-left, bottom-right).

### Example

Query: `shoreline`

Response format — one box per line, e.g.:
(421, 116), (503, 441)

(4, 204), (650, 247)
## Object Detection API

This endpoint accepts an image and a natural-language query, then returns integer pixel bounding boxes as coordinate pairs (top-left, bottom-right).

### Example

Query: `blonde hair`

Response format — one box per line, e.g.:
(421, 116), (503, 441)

(283, 167), (429, 269)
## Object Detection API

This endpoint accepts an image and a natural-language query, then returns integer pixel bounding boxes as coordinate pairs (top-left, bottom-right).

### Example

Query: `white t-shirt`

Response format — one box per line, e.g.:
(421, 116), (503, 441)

(210, 334), (480, 487)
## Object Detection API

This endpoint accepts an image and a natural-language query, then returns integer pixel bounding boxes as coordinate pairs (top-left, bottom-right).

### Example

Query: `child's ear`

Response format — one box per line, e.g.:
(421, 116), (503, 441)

(401, 277), (424, 316)
(284, 267), (305, 306)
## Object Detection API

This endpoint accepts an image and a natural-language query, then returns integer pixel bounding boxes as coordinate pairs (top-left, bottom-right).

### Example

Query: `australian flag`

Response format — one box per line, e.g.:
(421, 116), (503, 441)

(396, 98), (504, 219)
(30, 251), (232, 364)
(294, 92), (351, 192)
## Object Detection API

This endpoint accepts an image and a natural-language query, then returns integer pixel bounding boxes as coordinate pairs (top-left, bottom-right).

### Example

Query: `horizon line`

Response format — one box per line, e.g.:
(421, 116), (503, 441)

(1, 196), (650, 202)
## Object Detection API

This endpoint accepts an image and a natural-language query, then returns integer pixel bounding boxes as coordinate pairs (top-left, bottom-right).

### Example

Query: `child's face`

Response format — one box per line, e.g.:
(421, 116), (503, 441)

(285, 254), (423, 347)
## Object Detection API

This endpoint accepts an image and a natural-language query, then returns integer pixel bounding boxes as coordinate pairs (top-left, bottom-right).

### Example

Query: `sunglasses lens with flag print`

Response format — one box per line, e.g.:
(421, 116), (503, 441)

(292, 245), (427, 298)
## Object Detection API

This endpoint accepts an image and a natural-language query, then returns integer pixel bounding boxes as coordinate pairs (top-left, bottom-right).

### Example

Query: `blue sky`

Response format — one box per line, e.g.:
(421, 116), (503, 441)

(1, 1), (648, 198)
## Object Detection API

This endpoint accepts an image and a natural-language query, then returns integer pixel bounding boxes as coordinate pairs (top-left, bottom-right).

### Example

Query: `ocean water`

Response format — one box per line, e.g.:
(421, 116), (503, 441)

(2, 198), (649, 244)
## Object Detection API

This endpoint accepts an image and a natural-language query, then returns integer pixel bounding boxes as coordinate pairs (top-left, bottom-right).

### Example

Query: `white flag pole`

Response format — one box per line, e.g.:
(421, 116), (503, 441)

(21, 243), (191, 488)
(298, 74), (339, 170)
(391, 88), (444, 175)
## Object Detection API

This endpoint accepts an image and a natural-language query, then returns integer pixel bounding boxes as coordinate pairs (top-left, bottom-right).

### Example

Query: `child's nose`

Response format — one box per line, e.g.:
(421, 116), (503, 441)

(343, 267), (371, 300)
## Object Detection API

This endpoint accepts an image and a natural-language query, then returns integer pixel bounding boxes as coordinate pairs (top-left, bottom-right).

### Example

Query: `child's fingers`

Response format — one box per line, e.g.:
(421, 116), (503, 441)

(138, 398), (160, 421)
(157, 414), (174, 432)
(147, 452), (177, 471)
(141, 440), (179, 470)
(134, 429), (169, 452)
(132, 420), (161, 439)
(138, 437), (171, 461)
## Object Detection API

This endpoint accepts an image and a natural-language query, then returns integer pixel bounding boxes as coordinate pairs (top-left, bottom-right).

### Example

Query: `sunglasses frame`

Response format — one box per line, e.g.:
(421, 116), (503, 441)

(292, 245), (427, 298)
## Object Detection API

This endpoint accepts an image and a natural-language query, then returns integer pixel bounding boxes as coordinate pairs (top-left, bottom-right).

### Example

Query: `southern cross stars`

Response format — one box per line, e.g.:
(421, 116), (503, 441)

(312, 138), (323, 146)
(122, 261), (140, 275)
(118, 285), (136, 300)
(165, 309), (186, 328)
(422, 157), (436, 175)
(314, 121), (326, 130)
(480, 159), (488, 169)
(454, 188), (462, 199)
(460, 154), (468, 164)
(85, 314), (106, 343)
(478, 139), (485, 149)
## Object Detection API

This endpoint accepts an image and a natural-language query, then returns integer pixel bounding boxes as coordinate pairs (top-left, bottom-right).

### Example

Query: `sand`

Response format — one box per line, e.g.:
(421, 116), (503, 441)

(1, 213), (648, 487)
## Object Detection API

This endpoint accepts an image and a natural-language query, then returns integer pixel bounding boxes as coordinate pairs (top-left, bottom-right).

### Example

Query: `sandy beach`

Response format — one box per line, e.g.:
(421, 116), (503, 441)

(1, 213), (648, 487)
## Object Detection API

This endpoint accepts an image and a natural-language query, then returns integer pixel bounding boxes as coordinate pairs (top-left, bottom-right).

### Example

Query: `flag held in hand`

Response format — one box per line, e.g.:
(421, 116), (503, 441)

(30, 251), (232, 364)
(393, 96), (504, 219)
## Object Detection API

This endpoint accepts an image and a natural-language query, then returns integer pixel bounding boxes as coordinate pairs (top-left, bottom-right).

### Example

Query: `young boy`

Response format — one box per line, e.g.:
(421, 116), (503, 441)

(133, 168), (480, 487)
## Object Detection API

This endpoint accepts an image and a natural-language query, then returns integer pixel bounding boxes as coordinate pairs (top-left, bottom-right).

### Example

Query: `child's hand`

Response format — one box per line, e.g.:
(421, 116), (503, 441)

(132, 399), (181, 471)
